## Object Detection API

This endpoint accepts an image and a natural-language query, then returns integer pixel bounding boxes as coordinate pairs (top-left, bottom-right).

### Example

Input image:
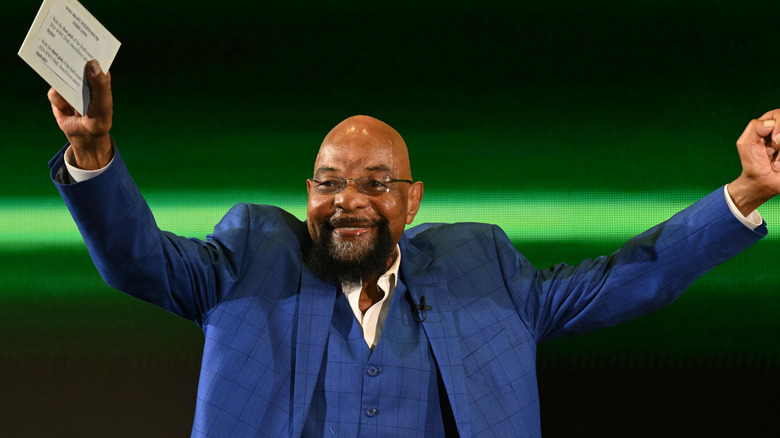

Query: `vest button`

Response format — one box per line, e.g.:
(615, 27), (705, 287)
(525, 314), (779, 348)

(367, 366), (381, 377)
(365, 408), (378, 417)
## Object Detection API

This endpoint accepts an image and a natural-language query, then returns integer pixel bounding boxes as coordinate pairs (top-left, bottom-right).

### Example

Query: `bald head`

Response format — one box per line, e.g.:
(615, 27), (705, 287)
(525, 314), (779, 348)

(314, 115), (413, 181)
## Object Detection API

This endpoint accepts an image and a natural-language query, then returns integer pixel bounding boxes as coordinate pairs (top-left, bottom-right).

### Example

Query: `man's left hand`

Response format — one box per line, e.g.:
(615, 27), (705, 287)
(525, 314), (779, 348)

(728, 109), (780, 216)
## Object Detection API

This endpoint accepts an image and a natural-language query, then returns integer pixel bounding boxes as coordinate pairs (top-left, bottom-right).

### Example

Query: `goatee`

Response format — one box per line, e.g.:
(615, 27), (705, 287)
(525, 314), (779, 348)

(303, 216), (395, 286)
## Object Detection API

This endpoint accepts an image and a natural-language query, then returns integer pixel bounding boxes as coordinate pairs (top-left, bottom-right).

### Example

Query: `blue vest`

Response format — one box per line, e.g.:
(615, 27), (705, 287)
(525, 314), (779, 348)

(303, 281), (452, 437)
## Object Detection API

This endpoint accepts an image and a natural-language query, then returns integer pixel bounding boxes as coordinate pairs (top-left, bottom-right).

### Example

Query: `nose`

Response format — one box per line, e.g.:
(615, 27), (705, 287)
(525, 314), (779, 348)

(333, 180), (369, 211)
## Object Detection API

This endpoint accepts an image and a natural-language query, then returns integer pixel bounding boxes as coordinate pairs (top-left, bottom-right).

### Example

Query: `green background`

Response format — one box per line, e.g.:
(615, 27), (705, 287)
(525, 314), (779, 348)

(2, 0), (778, 436)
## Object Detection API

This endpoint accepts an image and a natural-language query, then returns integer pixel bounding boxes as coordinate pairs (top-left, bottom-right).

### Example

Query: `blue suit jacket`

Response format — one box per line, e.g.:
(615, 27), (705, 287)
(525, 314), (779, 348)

(51, 147), (766, 437)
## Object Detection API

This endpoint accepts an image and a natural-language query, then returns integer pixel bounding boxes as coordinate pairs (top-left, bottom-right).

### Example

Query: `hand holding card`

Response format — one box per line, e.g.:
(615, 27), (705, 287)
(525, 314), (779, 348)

(19, 0), (120, 115)
(48, 59), (114, 170)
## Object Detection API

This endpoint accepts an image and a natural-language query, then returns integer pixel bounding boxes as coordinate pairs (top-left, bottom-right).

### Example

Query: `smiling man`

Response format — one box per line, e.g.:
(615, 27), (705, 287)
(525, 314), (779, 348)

(47, 60), (779, 437)
(305, 116), (423, 312)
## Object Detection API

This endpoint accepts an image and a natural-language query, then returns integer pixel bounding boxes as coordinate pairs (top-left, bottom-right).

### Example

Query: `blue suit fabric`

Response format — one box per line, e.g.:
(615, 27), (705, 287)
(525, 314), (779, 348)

(303, 284), (447, 437)
(50, 146), (766, 437)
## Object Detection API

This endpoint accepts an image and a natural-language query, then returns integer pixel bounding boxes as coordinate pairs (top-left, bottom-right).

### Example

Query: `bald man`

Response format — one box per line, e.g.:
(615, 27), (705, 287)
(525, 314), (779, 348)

(49, 61), (779, 437)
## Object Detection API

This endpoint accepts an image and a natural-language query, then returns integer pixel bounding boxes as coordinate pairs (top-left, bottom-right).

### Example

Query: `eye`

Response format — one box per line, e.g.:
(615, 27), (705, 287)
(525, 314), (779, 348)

(365, 179), (386, 189)
(318, 179), (338, 187)
(312, 178), (343, 194)
(361, 179), (390, 194)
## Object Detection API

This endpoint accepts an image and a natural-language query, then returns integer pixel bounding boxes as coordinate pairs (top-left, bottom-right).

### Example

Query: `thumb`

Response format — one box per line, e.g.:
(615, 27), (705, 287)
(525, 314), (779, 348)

(84, 59), (113, 122)
(759, 110), (780, 145)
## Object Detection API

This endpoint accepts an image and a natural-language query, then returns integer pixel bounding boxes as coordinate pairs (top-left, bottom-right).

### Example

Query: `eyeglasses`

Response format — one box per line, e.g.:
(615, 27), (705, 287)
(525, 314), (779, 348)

(309, 177), (413, 196)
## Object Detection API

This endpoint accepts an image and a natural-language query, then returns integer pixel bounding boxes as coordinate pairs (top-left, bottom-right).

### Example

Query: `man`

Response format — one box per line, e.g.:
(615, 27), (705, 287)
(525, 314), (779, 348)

(48, 60), (779, 437)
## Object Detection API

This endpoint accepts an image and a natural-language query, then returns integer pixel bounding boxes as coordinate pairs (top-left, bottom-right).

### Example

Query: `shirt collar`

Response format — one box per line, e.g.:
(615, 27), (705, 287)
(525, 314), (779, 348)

(342, 244), (401, 312)
(378, 244), (401, 295)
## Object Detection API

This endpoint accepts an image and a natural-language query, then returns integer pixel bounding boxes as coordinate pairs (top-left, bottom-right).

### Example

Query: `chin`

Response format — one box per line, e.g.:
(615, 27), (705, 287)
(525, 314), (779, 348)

(303, 217), (394, 285)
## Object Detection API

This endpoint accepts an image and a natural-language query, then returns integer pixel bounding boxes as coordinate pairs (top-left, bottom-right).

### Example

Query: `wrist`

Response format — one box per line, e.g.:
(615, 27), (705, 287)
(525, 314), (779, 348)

(68, 135), (113, 170)
(727, 174), (774, 216)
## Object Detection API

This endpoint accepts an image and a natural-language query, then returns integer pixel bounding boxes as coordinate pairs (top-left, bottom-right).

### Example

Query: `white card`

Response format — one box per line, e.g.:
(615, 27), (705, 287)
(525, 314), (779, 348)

(18, 0), (121, 115)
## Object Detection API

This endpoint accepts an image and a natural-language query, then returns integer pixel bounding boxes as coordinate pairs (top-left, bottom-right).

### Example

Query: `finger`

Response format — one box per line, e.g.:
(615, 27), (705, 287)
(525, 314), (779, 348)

(747, 117), (780, 171)
(83, 60), (113, 123)
(738, 118), (774, 149)
(770, 119), (780, 148)
(763, 120), (777, 155)
(47, 87), (75, 117)
(759, 110), (780, 144)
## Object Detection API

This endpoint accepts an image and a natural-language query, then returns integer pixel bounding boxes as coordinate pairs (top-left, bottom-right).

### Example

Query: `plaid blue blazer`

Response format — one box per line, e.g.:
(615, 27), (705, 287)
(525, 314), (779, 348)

(51, 146), (766, 437)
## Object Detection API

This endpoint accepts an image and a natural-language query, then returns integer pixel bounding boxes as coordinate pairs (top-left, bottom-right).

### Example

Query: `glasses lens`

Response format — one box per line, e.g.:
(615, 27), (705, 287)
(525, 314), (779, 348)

(312, 178), (391, 195)
(358, 178), (390, 195)
(314, 179), (342, 194)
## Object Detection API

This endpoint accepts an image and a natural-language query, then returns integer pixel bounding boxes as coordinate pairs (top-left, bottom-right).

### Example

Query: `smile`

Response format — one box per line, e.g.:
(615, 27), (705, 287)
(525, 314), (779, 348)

(333, 226), (374, 238)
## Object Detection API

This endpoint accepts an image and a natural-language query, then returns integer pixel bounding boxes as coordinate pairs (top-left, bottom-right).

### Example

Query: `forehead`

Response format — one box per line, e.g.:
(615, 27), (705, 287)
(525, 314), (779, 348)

(313, 142), (397, 175)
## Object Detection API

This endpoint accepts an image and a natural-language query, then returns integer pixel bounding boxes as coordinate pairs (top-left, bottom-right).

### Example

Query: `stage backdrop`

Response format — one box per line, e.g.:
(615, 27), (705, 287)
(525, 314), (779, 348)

(3, 0), (778, 436)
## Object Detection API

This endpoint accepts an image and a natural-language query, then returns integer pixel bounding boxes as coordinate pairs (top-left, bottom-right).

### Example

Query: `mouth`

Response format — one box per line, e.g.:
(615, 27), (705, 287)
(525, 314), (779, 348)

(327, 217), (378, 239)
(333, 226), (374, 238)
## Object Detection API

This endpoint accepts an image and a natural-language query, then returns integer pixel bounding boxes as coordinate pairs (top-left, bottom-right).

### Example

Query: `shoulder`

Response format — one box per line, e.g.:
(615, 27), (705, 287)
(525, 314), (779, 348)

(405, 222), (496, 239)
(212, 204), (309, 246)
(220, 204), (303, 228)
(403, 222), (508, 257)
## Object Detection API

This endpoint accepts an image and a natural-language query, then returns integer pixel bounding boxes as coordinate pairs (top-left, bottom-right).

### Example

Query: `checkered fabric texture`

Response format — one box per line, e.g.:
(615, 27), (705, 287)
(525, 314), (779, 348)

(52, 146), (766, 437)
(303, 283), (448, 436)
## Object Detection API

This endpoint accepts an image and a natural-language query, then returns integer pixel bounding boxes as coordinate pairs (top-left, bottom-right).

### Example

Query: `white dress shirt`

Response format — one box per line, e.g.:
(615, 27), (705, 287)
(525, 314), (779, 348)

(341, 246), (401, 349)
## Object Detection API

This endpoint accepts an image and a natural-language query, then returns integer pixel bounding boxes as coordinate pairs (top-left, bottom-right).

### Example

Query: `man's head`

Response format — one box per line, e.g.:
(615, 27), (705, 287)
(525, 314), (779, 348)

(305, 115), (424, 285)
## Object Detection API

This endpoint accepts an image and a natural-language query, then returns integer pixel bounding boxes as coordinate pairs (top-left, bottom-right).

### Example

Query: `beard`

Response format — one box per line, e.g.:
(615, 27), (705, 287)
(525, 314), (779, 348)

(303, 215), (395, 287)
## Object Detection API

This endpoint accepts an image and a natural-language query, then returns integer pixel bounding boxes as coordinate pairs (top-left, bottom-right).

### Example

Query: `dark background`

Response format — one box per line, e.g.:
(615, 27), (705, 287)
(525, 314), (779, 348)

(3, 0), (779, 436)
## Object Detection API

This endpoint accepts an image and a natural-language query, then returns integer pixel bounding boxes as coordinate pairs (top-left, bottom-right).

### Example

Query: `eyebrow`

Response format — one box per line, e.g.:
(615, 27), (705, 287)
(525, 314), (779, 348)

(313, 165), (393, 176)
(314, 166), (338, 175)
(365, 165), (392, 173)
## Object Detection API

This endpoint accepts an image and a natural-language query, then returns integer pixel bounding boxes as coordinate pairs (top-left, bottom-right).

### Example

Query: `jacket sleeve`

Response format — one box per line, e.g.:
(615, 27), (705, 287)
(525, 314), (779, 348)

(50, 144), (252, 324)
(496, 188), (767, 342)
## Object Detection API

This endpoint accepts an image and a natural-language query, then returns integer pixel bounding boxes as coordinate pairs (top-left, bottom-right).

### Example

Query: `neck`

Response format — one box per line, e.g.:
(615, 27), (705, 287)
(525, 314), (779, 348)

(357, 246), (398, 313)
(358, 280), (382, 313)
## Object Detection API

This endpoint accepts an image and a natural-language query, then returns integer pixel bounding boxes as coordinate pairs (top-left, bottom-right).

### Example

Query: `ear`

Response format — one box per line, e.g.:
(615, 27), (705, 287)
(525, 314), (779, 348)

(405, 181), (424, 224)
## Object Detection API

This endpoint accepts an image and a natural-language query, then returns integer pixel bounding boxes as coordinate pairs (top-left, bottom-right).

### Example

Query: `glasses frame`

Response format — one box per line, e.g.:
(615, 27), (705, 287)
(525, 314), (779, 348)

(308, 176), (413, 196)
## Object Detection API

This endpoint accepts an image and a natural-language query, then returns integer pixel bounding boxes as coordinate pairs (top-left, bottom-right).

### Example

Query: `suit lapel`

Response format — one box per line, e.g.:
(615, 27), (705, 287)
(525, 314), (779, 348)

(400, 236), (472, 437)
(291, 265), (337, 436)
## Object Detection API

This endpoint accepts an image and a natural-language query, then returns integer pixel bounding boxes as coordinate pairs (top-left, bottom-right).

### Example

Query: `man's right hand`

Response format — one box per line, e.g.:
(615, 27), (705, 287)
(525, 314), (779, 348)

(48, 59), (114, 170)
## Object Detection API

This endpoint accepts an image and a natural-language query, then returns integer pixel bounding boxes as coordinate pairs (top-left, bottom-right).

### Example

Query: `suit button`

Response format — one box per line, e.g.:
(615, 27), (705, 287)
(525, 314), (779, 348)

(367, 367), (381, 377)
(365, 408), (378, 417)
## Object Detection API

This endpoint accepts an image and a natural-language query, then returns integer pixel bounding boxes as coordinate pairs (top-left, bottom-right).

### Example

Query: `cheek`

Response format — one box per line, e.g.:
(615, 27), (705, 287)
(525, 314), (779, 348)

(306, 198), (332, 238)
(307, 196), (331, 218)
(374, 197), (400, 217)
(374, 198), (407, 231)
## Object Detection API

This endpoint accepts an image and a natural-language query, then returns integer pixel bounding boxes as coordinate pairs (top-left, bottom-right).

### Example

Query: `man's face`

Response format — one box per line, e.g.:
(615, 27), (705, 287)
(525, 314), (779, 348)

(305, 117), (422, 281)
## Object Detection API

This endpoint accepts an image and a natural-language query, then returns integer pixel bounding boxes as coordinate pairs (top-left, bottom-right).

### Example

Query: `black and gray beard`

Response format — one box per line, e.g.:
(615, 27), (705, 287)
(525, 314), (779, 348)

(303, 216), (394, 286)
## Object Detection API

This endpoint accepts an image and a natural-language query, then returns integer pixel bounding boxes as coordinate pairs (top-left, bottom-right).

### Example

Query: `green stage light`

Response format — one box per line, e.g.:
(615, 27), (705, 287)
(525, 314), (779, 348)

(2, 190), (776, 248)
